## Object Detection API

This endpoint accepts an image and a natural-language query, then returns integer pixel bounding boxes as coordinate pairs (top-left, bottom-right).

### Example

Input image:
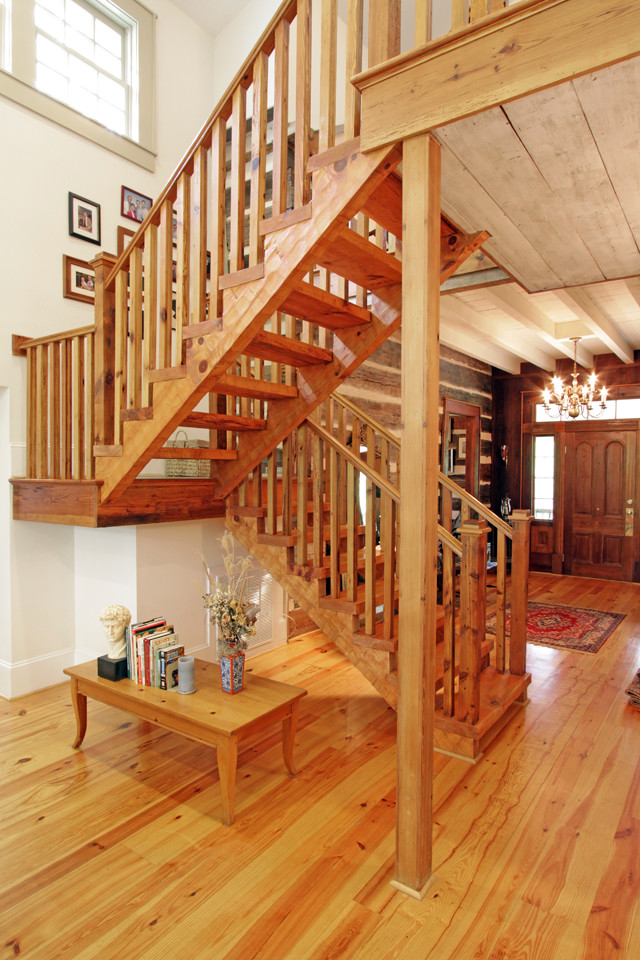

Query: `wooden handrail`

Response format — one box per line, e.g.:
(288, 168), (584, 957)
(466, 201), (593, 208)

(439, 471), (513, 538)
(327, 392), (400, 451)
(20, 325), (96, 351)
(328, 391), (510, 538)
(308, 420), (398, 502)
(308, 417), (461, 557)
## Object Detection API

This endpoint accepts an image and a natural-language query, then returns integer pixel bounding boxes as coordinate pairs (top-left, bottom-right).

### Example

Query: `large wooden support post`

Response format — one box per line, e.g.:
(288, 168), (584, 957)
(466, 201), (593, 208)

(509, 509), (531, 678)
(393, 133), (441, 900)
(91, 252), (117, 448)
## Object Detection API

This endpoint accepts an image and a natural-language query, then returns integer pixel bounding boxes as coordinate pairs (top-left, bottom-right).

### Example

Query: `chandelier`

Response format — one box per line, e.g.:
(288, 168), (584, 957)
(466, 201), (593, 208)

(542, 337), (608, 420)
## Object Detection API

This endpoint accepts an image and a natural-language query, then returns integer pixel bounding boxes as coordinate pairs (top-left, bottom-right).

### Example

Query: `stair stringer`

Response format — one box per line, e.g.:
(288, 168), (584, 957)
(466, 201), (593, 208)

(226, 512), (399, 709)
(95, 143), (402, 504)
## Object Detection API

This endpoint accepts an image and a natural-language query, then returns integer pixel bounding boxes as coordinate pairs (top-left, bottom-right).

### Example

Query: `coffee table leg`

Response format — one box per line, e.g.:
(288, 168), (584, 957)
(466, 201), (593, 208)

(70, 678), (88, 749)
(282, 699), (300, 777)
(217, 736), (238, 825)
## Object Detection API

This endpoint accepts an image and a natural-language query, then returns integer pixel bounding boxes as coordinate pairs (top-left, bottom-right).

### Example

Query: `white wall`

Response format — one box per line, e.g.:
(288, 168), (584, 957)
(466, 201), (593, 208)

(0, 1), (222, 699)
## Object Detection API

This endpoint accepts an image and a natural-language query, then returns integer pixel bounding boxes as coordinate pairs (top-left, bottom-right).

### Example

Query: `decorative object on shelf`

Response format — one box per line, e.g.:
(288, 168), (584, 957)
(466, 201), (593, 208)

(97, 603), (131, 681)
(68, 192), (101, 245)
(63, 255), (95, 304)
(542, 337), (608, 420)
(177, 656), (196, 694)
(500, 496), (512, 521)
(165, 429), (211, 478)
(121, 185), (152, 223)
(202, 532), (260, 695)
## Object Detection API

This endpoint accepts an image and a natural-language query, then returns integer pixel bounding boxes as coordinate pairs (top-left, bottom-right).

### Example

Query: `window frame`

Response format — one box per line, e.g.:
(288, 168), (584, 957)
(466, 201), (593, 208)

(0, 0), (155, 170)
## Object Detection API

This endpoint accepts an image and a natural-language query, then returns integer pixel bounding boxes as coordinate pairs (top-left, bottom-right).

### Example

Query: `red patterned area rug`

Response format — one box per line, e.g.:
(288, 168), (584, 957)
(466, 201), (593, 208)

(486, 601), (625, 654)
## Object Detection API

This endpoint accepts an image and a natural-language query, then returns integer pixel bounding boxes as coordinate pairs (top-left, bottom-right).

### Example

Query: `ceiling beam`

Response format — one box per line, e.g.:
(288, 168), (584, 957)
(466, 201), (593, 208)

(625, 277), (640, 312)
(354, 0), (640, 152)
(484, 285), (593, 368)
(554, 288), (635, 363)
(441, 296), (556, 371)
(440, 318), (521, 375)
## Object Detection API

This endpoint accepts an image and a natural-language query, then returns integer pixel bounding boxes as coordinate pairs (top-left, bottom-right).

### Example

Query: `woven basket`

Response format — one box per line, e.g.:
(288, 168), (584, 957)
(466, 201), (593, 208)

(165, 430), (211, 478)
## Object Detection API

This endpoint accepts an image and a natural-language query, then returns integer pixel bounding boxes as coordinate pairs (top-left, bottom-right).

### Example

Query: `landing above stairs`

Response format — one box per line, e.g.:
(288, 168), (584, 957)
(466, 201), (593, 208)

(10, 478), (225, 527)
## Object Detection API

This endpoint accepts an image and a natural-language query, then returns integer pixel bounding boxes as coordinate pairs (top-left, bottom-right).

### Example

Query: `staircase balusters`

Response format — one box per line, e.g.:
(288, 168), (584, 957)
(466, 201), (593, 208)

(319, 0), (337, 152)
(344, 0), (363, 139)
(22, 326), (95, 481)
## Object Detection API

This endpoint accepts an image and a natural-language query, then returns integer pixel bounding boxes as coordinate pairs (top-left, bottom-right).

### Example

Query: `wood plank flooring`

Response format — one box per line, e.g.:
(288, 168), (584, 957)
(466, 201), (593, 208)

(1, 572), (640, 959)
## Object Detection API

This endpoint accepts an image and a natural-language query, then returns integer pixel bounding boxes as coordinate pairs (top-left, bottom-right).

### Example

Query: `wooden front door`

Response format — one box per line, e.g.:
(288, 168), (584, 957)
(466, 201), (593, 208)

(564, 426), (637, 581)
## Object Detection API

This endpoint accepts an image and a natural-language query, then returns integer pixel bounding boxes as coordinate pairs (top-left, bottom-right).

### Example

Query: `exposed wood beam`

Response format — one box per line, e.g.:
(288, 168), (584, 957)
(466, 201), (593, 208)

(554, 288), (635, 363)
(354, 0), (640, 152)
(440, 297), (556, 371)
(484, 285), (593, 368)
(440, 318), (522, 375)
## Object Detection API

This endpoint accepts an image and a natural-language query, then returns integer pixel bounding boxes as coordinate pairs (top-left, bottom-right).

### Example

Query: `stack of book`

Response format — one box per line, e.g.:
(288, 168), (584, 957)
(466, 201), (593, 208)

(125, 617), (184, 690)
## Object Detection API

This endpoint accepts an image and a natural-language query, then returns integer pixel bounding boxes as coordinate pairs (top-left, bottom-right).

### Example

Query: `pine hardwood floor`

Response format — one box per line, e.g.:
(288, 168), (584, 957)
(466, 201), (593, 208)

(1, 572), (639, 959)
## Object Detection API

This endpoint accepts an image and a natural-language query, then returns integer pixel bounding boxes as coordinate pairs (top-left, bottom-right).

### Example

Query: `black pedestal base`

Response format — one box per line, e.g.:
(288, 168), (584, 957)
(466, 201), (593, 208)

(97, 655), (128, 681)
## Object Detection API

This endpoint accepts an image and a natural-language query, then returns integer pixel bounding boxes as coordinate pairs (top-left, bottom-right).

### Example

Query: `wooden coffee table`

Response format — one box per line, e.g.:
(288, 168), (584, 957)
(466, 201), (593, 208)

(63, 659), (307, 825)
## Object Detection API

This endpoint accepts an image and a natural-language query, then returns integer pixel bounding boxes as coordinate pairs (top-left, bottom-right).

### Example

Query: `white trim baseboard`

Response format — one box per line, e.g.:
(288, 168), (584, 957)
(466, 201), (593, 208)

(0, 647), (75, 700)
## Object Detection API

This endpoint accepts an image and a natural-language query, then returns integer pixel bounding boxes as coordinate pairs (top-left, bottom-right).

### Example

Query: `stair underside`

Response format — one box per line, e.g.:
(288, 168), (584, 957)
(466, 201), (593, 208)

(10, 478), (225, 527)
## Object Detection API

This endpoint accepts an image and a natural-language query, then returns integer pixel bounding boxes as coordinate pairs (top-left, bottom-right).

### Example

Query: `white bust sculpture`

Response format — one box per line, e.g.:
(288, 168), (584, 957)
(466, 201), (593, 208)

(99, 604), (131, 660)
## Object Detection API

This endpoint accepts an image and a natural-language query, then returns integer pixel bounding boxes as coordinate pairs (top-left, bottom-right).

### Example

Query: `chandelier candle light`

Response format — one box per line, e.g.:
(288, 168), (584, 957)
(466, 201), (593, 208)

(542, 337), (608, 420)
(202, 532), (260, 694)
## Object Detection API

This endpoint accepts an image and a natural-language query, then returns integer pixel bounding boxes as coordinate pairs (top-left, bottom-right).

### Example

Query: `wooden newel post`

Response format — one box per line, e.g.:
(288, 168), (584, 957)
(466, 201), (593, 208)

(457, 519), (489, 724)
(90, 252), (117, 449)
(509, 509), (531, 676)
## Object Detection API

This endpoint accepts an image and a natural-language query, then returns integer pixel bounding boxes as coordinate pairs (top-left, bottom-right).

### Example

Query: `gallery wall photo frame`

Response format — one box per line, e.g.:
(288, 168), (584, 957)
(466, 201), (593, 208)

(117, 225), (136, 255)
(63, 255), (95, 304)
(121, 185), (153, 224)
(68, 192), (101, 245)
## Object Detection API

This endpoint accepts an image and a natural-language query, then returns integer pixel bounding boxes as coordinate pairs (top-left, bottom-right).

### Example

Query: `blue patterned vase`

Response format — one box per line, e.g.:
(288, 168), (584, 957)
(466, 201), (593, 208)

(219, 653), (245, 694)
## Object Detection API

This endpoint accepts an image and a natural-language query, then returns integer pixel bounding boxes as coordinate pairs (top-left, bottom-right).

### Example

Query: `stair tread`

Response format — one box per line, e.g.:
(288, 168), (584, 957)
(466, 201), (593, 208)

(212, 374), (298, 401)
(181, 412), (267, 431)
(318, 578), (399, 615)
(316, 224), (402, 290)
(147, 366), (187, 383)
(288, 551), (385, 580)
(280, 281), (371, 330)
(155, 447), (238, 460)
(246, 331), (333, 367)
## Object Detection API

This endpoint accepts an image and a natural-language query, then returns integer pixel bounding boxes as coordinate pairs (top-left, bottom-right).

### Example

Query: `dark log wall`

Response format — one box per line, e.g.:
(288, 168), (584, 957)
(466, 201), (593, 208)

(337, 336), (494, 504)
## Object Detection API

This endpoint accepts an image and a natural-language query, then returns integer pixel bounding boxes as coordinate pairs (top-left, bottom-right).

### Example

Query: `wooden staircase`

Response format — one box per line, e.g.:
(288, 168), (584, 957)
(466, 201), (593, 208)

(226, 393), (531, 760)
(11, 0), (531, 760)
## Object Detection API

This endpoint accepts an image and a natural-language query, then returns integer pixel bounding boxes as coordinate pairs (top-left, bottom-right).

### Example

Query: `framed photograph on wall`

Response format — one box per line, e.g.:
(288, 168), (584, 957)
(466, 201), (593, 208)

(117, 225), (135, 255)
(63, 255), (95, 304)
(68, 192), (101, 245)
(121, 185), (152, 223)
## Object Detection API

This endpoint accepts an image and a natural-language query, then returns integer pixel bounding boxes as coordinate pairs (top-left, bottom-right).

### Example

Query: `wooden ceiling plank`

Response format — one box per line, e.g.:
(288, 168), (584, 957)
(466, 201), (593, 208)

(485, 284), (593, 368)
(573, 60), (640, 249)
(441, 296), (556, 371)
(554, 287), (635, 364)
(438, 140), (564, 292)
(504, 81), (640, 279)
(437, 109), (604, 288)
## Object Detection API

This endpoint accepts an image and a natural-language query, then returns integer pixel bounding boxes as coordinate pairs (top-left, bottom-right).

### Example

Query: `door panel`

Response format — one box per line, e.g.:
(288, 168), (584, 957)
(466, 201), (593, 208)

(564, 428), (636, 581)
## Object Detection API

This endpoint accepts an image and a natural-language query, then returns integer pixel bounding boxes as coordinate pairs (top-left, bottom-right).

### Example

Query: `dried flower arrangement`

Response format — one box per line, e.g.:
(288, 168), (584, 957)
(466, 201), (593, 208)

(202, 532), (260, 656)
